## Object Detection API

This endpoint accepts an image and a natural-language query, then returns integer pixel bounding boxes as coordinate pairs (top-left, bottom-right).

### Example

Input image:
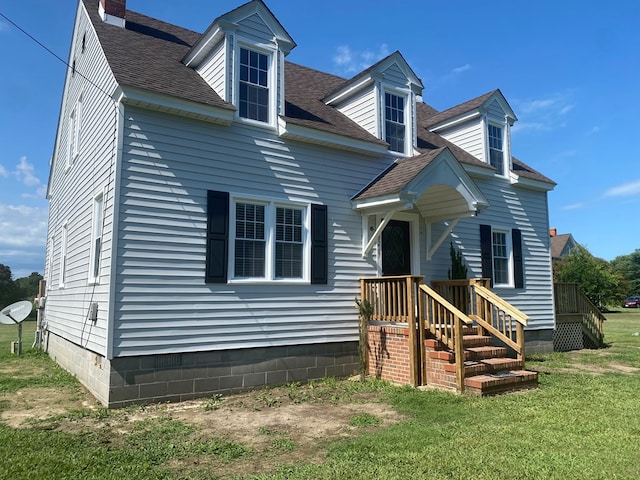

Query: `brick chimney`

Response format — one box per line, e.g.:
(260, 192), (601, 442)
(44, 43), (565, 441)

(99, 0), (126, 28)
(550, 228), (557, 237)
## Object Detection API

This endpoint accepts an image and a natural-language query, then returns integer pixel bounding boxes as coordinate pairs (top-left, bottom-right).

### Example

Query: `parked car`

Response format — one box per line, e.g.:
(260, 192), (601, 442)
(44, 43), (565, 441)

(623, 296), (640, 308)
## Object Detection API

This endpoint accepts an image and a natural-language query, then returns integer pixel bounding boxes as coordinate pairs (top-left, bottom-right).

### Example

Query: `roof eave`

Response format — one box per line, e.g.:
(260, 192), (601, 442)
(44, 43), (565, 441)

(117, 86), (236, 125)
(278, 118), (388, 157)
(509, 172), (557, 192)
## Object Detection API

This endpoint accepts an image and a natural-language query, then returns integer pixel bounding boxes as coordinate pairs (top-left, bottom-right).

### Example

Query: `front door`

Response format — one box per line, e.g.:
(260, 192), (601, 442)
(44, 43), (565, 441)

(382, 220), (411, 276)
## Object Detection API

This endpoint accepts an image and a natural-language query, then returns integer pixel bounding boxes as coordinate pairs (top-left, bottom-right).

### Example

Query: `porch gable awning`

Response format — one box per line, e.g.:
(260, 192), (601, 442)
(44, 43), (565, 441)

(351, 147), (489, 219)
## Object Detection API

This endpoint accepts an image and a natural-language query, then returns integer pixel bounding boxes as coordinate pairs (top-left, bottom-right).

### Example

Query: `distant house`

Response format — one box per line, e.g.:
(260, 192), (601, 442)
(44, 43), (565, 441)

(550, 228), (580, 260)
(43, 0), (556, 406)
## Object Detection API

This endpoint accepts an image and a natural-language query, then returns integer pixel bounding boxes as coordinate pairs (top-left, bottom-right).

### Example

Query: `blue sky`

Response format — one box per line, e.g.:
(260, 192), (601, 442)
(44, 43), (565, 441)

(1, 0), (638, 279)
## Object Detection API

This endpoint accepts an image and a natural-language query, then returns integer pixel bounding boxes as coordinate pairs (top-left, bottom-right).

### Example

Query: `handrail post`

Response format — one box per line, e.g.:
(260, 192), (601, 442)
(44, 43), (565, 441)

(406, 276), (418, 386)
(454, 316), (465, 393)
(516, 322), (525, 362)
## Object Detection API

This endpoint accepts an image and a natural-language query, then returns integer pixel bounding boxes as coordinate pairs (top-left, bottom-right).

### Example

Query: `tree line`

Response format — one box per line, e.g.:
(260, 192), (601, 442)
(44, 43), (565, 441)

(0, 264), (43, 311)
(554, 246), (640, 310)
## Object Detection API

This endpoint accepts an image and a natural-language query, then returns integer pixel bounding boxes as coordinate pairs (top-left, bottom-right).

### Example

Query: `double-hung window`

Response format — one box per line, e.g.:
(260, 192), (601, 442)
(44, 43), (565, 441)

(492, 230), (509, 285)
(487, 124), (504, 175)
(89, 192), (104, 283)
(238, 47), (269, 123)
(67, 95), (82, 168)
(385, 92), (406, 154)
(232, 199), (305, 281)
(60, 222), (68, 288)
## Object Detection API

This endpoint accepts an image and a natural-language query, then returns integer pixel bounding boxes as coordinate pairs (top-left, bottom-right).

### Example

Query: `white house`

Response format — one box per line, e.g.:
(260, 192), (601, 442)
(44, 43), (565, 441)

(44, 0), (556, 406)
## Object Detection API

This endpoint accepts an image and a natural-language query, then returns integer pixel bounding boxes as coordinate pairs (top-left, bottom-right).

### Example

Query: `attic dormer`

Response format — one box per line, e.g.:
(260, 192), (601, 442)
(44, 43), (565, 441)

(182, 0), (296, 127)
(324, 52), (424, 157)
(427, 90), (517, 177)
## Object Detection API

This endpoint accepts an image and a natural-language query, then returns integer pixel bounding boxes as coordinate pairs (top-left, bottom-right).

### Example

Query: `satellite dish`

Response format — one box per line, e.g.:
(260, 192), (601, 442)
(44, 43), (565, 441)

(0, 300), (33, 325)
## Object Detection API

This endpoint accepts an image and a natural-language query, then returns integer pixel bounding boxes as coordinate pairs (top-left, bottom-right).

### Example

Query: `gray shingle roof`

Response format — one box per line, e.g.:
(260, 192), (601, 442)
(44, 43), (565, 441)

(82, 0), (554, 188)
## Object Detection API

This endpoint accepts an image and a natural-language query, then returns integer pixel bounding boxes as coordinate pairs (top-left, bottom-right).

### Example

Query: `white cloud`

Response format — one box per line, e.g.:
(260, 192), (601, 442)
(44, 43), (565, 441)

(332, 44), (390, 75)
(451, 63), (471, 74)
(0, 203), (48, 276)
(0, 164), (8, 177)
(586, 126), (600, 135)
(0, 204), (48, 247)
(604, 180), (640, 198)
(15, 156), (41, 187)
(512, 92), (575, 136)
(561, 203), (585, 211)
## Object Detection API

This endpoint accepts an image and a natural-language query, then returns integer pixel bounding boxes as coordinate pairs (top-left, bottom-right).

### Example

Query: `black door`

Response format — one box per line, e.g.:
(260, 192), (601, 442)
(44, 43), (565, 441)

(382, 220), (411, 276)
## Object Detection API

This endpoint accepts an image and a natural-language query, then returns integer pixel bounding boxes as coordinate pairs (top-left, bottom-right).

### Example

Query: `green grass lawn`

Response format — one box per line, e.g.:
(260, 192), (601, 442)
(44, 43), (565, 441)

(2, 312), (640, 479)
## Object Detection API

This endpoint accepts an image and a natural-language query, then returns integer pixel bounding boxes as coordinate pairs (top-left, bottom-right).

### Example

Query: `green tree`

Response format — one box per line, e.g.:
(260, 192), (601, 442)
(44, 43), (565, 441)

(0, 264), (20, 308)
(15, 272), (43, 299)
(554, 246), (625, 309)
(610, 249), (640, 296)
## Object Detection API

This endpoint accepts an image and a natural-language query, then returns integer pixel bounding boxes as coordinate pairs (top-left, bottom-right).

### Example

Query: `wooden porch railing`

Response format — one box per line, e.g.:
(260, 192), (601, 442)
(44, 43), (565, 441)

(417, 283), (472, 392)
(361, 276), (530, 393)
(554, 283), (605, 348)
(360, 276), (424, 386)
(432, 279), (529, 361)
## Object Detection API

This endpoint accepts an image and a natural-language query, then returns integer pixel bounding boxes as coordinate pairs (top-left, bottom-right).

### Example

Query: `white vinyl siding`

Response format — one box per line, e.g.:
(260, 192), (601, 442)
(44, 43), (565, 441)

(438, 119), (484, 160)
(112, 105), (395, 356)
(336, 85), (377, 136)
(196, 41), (226, 99)
(43, 3), (118, 356)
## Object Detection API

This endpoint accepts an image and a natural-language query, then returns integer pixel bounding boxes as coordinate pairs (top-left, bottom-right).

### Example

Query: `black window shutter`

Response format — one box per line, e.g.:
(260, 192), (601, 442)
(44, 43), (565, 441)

(512, 228), (524, 289)
(479, 224), (493, 287)
(310, 204), (328, 284)
(206, 190), (229, 283)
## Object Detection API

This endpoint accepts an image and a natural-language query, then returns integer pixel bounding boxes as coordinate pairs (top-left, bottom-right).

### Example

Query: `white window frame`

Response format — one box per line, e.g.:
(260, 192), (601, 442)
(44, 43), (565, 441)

(234, 40), (277, 127)
(89, 191), (104, 284)
(67, 94), (83, 169)
(47, 234), (54, 290)
(59, 221), (68, 288)
(487, 123), (506, 176)
(491, 227), (514, 288)
(383, 90), (408, 155)
(228, 194), (311, 284)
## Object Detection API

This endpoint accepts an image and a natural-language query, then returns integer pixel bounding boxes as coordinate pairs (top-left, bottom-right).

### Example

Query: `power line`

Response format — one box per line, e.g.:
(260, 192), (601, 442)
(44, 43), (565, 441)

(0, 10), (116, 103)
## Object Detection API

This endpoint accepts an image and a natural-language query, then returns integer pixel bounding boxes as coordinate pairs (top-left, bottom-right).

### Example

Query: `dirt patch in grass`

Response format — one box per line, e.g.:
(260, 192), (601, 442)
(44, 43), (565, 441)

(0, 380), (403, 479)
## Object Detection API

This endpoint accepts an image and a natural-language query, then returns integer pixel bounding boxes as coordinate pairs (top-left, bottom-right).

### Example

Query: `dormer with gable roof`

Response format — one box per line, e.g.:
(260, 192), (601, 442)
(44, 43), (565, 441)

(426, 90), (517, 178)
(182, 0), (296, 128)
(324, 52), (424, 157)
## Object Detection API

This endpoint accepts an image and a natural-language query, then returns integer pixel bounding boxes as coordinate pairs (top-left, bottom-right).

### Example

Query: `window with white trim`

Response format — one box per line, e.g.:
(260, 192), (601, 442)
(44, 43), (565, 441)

(492, 230), (509, 286)
(89, 192), (104, 283)
(59, 222), (68, 287)
(67, 95), (82, 168)
(488, 124), (504, 175)
(385, 92), (406, 154)
(231, 198), (307, 281)
(238, 47), (270, 123)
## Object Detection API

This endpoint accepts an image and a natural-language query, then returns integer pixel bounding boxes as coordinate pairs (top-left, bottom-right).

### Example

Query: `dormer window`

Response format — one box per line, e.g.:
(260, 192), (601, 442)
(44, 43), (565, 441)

(239, 47), (270, 123)
(488, 124), (505, 175)
(385, 92), (406, 154)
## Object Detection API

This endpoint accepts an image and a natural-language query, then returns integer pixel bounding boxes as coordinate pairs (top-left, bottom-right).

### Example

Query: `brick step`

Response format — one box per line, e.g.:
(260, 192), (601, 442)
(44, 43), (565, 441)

(464, 370), (538, 396)
(462, 334), (493, 348)
(464, 346), (508, 361)
(444, 357), (524, 376)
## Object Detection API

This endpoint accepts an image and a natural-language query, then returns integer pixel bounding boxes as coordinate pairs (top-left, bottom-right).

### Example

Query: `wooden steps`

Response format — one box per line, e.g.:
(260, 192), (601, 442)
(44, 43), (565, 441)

(425, 327), (538, 396)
